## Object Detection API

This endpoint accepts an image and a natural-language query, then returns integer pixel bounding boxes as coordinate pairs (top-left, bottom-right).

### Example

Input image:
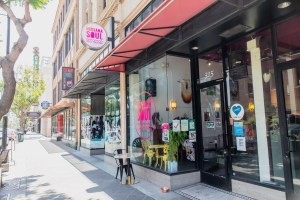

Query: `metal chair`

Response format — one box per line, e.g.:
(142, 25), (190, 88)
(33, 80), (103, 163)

(141, 140), (155, 166)
(113, 149), (135, 182)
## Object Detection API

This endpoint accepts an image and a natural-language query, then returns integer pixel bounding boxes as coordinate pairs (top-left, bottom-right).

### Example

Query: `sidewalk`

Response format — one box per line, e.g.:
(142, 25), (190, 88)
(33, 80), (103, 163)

(0, 133), (187, 200)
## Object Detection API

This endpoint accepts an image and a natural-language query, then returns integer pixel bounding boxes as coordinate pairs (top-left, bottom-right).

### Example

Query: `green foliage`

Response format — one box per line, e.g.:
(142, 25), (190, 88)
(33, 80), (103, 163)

(167, 129), (186, 161)
(11, 66), (45, 118)
(3, 0), (50, 9)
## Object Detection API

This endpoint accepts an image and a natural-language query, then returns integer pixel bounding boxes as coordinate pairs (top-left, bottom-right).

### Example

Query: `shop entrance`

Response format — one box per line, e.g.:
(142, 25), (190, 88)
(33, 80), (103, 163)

(199, 81), (231, 190)
(278, 59), (300, 200)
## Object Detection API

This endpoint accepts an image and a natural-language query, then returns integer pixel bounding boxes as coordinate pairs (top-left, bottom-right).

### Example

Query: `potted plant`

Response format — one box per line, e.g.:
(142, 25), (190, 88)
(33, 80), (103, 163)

(167, 129), (186, 173)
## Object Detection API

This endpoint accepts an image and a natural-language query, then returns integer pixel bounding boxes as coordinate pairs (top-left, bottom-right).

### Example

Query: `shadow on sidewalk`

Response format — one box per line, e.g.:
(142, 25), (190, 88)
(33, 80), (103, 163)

(49, 140), (154, 200)
(1, 175), (72, 200)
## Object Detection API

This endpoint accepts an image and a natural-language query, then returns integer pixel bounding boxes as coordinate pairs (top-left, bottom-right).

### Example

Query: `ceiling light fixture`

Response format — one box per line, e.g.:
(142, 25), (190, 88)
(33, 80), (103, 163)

(191, 46), (199, 50)
(277, 1), (291, 9)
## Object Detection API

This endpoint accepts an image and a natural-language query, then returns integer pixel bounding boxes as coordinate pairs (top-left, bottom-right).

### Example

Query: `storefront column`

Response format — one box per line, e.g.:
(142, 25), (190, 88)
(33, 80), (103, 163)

(120, 72), (127, 152)
(247, 38), (270, 182)
(76, 94), (81, 149)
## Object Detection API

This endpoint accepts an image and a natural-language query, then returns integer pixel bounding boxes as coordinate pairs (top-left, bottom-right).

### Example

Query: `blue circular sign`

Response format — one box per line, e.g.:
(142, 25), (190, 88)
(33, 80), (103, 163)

(41, 101), (50, 109)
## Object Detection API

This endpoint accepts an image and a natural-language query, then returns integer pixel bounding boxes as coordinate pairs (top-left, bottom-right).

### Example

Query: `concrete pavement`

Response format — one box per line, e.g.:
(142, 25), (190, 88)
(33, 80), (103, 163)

(0, 133), (187, 200)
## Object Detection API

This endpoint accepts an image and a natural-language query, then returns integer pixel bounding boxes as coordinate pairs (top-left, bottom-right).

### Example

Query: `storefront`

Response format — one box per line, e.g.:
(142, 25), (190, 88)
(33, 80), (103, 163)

(90, 0), (300, 199)
(64, 69), (120, 155)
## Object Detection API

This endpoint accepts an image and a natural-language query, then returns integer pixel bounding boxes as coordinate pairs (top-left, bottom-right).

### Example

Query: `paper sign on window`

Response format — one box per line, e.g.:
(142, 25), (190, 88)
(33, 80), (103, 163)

(188, 119), (195, 131)
(162, 123), (169, 142)
(189, 131), (196, 142)
(234, 122), (244, 136)
(181, 119), (188, 131)
(236, 137), (246, 151)
(173, 120), (180, 132)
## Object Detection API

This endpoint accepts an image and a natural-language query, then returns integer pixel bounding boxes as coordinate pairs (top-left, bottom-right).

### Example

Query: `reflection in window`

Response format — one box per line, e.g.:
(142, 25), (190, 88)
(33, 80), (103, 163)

(105, 81), (121, 154)
(127, 55), (197, 174)
(227, 29), (284, 188)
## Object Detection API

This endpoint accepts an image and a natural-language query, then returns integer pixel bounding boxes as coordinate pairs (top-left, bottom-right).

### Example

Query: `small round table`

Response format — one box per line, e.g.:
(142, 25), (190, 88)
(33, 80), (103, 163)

(114, 153), (139, 185)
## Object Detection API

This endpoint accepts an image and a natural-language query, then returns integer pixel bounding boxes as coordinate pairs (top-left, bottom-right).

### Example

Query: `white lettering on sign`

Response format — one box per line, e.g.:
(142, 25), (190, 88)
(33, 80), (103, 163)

(204, 70), (214, 80)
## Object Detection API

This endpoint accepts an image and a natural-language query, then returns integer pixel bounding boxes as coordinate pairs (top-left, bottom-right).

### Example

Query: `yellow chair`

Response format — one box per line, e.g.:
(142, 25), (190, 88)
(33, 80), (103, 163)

(142, 140), (155, 166)
(156, 144), (169, 171)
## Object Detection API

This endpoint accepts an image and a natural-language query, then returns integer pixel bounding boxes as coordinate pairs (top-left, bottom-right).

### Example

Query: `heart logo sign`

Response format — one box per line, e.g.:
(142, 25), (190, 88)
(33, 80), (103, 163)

(230, 103), (244, 120)
(232, 106), (241, 116)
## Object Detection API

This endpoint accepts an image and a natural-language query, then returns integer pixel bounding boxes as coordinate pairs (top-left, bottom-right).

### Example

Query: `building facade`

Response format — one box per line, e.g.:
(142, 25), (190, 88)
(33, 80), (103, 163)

(49, 0), (300, 199)
(39, 56), (52, 137)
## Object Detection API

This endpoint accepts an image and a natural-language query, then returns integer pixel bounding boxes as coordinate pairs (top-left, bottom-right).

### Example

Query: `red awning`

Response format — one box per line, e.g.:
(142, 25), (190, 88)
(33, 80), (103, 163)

(94, 0), (216, 70)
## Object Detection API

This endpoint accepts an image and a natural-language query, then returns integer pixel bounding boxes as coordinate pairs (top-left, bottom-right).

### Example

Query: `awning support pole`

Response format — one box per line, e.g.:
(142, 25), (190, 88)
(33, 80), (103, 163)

(120, 71), (127, 153)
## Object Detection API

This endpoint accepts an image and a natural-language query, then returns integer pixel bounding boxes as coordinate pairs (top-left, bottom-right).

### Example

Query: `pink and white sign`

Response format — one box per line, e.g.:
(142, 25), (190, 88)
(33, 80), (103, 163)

(81, 23), (108, 50)
(162, 123), (169, 142)
(133, 91), (157, 140)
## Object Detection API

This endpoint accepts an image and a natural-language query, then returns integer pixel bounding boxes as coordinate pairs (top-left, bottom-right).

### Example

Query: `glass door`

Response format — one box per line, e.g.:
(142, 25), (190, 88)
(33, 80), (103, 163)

(280, 61), (300, 200)
(199, 82), (230, 190)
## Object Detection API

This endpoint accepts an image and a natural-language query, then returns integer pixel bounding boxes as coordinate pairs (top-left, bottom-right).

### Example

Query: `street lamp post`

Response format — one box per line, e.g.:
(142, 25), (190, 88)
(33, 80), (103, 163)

(6, 14), (10, 55)
(0, 13), (10, 55)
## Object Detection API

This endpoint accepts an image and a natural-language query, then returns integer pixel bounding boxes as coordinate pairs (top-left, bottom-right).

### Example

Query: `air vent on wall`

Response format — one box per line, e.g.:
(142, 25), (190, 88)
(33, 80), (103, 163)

(219, 24), (251, 38)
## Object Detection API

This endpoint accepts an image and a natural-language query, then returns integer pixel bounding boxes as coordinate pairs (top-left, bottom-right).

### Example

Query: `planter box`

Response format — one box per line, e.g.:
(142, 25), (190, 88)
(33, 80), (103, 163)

(168, 161), (178, 173)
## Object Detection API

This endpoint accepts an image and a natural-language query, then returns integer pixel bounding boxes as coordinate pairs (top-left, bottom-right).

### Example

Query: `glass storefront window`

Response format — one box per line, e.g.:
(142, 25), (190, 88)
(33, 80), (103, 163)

(276, 16), (300, 63)
(81, 96), (105, 149)
(199, 49), (223, 83)
(63, 109), (75, 141)
(104, 81), (121, 154)
(127, 55), (197, 174)
(51, 116), (58, 139)
(227, 29), (284, 187)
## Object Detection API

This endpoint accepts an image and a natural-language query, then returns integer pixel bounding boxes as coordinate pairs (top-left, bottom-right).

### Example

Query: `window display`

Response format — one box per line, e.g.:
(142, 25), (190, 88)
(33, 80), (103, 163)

(127, 55), (197, 174)
(81, 96), (105, 149)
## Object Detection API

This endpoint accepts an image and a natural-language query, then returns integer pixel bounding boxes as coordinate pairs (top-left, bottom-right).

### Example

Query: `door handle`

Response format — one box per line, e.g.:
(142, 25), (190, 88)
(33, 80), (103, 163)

(286, 136), (294, 154)
(223, 149), (228, 156)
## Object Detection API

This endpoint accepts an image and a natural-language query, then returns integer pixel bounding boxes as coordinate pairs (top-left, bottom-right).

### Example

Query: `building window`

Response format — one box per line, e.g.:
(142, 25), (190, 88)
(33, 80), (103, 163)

(103, 0), (107, 9)
(53, 87), (57, 105)
(127, 55), (196, 173)
(125, 0), (164, 36)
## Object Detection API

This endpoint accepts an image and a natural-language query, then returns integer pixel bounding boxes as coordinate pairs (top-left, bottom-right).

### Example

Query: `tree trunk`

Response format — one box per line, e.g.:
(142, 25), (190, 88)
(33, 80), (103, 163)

(0, 59), (16, 119)
(0, 0), (31, 121)
(19, 114), (26, 132)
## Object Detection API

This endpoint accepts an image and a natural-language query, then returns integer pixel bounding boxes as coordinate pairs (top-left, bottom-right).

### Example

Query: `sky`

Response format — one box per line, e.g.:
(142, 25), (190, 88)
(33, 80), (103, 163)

(0, 0), (58, 67)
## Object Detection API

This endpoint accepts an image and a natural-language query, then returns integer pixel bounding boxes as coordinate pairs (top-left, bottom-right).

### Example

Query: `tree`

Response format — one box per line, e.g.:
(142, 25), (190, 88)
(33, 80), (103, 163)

(0, 0), (49, 121)
(10, 66), (45, 131)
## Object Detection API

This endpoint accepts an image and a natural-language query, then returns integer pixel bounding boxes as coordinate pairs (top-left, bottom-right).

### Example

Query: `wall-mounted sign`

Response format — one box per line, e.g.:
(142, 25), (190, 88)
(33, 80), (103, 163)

(33, 47), (39, 72)
(41, 101), (51, 109)
(27, 112), (41, 118)
(81, 23), (108, 50)
(62, 67), (75, 90)
(230, 103), (245, 120)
